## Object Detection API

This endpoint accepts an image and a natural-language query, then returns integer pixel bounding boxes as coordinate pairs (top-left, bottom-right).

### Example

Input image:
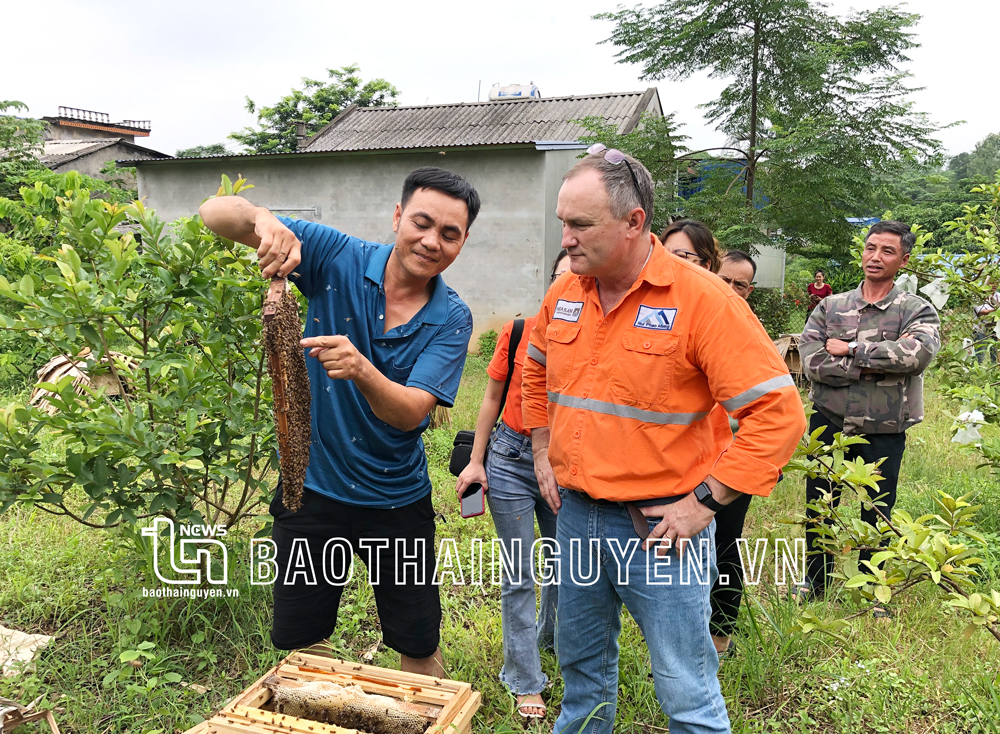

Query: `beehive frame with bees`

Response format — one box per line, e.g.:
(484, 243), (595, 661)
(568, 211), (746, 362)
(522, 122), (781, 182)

(182, 653), (480, 734)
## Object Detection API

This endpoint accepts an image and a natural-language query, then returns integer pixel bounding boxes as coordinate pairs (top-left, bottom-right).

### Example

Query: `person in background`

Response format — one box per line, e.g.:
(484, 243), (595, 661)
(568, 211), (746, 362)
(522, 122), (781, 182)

(455, 251), (571, 720)
(717, 250), (756, 301)
(807, 270), (833, 312)
(972, 284), (1000, 364)
(797, 221), (941, 618)
(705, 249), (761, 655)
(661, 219), (722, 273)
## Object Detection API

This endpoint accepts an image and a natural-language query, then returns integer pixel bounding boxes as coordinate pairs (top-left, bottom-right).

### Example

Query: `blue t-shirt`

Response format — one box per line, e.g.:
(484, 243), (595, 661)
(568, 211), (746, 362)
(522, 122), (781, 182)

(277, 217), (473, 508)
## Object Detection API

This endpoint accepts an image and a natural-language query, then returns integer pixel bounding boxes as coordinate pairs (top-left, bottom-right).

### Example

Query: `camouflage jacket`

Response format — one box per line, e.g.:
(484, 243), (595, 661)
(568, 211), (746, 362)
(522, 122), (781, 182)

(799, 283), (941, 435)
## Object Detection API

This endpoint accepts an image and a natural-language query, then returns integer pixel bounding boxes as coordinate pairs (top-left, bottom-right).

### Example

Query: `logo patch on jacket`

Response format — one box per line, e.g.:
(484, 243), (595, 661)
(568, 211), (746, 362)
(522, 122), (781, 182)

(635, 305), (677, 330)
(553, 299), (584, 322)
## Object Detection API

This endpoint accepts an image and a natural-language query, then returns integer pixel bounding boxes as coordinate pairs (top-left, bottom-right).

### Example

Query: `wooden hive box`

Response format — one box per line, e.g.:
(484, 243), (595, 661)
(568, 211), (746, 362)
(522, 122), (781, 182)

(773, 332), (805, 383)
(183, 652), (480, 734)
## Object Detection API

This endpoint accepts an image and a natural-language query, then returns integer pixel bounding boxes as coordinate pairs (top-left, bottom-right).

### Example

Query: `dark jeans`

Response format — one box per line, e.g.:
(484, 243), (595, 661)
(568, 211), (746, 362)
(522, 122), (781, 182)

(805, 410), (906, 591)
(710, 492), (753, 638)
(973, 326), (997, 365)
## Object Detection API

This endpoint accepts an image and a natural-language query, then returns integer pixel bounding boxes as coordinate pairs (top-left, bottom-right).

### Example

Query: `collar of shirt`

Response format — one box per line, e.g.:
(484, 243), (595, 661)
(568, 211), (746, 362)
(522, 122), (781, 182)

(579, 234), (676, 298)
(363, 243), (450, 327)
(851, 281), (900, 311)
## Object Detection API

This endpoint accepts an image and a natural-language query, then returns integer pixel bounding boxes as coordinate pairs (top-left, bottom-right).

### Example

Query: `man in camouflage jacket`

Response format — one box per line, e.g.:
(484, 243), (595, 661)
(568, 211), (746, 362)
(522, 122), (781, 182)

(798, 221), (940, 607)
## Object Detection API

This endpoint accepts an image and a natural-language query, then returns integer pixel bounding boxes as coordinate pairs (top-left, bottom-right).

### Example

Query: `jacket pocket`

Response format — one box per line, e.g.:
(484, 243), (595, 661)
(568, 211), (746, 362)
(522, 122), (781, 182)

(545, 322), (582, 391)
(826, 312), (859, 341)
(610, 328), (679, 405)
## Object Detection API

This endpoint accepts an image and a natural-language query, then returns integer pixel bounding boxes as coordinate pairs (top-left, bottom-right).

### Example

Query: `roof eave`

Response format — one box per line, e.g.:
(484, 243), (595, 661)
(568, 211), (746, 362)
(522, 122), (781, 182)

(122, 141), (542, 166)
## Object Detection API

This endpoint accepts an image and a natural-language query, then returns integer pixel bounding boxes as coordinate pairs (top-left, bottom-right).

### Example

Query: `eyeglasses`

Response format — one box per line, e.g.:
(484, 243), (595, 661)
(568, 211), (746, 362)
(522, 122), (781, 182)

(587, 143), (642, 200)
(672, 249), (703, 264)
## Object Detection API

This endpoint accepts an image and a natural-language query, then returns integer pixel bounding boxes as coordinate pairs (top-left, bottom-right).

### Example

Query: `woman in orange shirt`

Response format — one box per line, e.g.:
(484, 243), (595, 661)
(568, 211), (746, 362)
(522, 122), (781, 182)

(456, 252), (570, 720)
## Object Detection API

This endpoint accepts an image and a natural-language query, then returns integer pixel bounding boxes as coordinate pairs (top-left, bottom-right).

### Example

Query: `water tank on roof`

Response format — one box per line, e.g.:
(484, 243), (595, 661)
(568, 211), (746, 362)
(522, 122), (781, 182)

(488, 82), (541, 101)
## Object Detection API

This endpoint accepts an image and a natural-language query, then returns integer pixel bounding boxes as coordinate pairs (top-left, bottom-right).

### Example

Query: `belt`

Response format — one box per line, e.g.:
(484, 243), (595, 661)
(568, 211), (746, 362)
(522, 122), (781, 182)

(575, 491), (690, 539)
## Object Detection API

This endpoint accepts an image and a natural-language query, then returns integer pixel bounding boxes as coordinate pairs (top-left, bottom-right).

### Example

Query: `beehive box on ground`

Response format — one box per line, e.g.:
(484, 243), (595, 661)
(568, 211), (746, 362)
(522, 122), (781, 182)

(773, 332), (805, 383)
(183, 653), (480, 734)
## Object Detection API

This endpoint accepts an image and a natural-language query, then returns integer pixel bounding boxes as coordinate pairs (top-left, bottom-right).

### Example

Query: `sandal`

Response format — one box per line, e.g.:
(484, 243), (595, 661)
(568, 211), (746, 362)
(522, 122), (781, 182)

(516, 694), (547, 719)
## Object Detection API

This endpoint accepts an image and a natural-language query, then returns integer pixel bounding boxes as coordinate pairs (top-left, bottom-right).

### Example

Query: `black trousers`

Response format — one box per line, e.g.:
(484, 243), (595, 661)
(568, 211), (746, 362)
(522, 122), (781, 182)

(805, 410), (906, 591)
(710, 491), (753, 638)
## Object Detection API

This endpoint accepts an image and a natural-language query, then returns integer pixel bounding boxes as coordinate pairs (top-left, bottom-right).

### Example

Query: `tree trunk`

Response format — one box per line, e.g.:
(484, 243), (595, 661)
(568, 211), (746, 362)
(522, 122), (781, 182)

(745, 16), (761, 211)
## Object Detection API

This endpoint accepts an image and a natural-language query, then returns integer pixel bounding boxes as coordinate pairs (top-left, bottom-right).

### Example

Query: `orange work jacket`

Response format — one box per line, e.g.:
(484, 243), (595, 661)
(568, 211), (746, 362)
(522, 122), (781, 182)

(521, 239), (806, 500)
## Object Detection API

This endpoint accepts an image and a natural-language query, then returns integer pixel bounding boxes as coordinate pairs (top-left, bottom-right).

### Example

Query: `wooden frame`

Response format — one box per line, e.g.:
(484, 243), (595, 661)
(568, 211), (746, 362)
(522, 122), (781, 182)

(183, 654), (480, 734)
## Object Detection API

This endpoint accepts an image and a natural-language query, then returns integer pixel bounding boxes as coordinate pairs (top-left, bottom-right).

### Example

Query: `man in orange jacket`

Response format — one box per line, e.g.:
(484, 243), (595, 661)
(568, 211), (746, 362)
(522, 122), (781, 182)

(522, 147), (806, 734)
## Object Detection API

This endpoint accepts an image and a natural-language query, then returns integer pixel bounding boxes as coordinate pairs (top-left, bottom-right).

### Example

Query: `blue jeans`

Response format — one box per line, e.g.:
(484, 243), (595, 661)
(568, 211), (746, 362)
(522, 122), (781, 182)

(485, 422), (559, 696)
(553, 489), (730, 734)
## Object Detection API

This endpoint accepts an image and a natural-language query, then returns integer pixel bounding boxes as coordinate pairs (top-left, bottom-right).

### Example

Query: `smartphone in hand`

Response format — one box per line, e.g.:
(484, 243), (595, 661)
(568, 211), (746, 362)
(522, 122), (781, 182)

(460, 483), (485, 518)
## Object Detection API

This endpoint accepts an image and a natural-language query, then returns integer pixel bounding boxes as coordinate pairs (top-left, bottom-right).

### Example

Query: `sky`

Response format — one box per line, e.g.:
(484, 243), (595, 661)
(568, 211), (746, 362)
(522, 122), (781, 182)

(5, 0), (996, 158)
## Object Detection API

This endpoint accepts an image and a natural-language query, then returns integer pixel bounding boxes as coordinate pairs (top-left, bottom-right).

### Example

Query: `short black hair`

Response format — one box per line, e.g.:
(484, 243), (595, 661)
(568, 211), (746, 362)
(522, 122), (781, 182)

(866, 220), (916, 254)
(400, 167), (481, 230)
(815, 269), (824, 277)
(723, 249), (757, 278)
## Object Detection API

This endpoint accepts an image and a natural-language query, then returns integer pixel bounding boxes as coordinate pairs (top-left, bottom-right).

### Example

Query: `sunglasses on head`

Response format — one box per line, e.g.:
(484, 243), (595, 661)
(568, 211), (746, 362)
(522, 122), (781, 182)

(587, 143), (642, 200)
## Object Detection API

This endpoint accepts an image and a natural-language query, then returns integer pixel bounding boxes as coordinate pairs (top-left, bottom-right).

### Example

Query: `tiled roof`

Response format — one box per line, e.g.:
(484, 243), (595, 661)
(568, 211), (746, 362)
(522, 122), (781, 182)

(303, 89), (660, 152)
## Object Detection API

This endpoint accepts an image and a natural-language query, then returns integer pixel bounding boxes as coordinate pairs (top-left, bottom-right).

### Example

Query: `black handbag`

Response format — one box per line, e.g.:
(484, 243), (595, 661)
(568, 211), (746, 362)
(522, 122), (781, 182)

(448, 319), (525, 477)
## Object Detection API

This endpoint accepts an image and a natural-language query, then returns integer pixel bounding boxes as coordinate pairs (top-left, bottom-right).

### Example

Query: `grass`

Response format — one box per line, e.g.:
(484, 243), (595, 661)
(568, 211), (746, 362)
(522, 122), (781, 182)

(1, 352), (999, 733)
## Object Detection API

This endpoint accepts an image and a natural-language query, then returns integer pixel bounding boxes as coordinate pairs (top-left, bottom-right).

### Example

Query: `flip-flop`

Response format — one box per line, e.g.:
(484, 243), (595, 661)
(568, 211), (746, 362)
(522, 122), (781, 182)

(516, 695), (547, 719)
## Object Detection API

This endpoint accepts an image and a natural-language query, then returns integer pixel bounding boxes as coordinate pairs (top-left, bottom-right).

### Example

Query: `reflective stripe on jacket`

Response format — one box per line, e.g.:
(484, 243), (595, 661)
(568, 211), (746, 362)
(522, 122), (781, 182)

(521, 239), (806, 500)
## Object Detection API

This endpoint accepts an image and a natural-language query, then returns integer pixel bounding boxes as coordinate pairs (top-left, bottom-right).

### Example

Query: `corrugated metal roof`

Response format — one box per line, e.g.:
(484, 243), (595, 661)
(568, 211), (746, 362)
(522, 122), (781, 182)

(40, 139), (119, 167)
(41, 138), (173, 168)
(304, 90), (657, 152)
(122, 89), (660, 164)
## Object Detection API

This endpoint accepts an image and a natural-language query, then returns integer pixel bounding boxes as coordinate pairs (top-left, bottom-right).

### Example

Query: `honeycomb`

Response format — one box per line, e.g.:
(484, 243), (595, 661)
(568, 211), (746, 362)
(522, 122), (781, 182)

(264, 675), (431, 734)
(262, 287), (311, 512)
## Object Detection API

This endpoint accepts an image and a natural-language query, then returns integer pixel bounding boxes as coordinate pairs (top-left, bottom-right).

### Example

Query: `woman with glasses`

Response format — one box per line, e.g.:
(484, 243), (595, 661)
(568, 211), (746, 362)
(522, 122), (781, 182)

(660, 219), (722, 273)
(455, 251), (571, 720)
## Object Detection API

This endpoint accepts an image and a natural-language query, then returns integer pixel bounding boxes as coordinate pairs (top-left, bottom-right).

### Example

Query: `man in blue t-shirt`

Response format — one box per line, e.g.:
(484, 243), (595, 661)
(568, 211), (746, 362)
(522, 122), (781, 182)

(199, 167), (479, 676)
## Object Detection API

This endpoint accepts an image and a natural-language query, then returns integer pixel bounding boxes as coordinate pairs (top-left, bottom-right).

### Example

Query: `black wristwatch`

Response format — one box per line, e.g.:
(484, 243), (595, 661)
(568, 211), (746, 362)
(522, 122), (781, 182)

(693, 481), (726, 513)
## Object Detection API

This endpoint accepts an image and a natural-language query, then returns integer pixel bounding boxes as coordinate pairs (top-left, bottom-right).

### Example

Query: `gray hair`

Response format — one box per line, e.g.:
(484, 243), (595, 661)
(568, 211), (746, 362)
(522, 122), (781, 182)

(564, 152), (655, 233)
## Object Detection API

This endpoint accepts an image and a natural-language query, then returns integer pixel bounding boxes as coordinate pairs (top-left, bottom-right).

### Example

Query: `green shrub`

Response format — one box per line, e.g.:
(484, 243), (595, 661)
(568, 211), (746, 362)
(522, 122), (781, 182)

(0, 173), (274, 529)
(475, 328), (499, 360)
(747, 287), (797, 338)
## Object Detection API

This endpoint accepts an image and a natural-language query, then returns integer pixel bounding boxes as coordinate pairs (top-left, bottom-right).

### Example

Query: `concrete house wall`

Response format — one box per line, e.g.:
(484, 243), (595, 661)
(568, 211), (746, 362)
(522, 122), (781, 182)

(137, 146), (583, 337)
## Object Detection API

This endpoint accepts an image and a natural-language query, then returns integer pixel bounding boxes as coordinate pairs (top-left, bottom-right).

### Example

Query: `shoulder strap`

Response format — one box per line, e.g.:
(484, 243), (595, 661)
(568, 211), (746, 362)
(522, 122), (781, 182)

(498, 319), (525, 421)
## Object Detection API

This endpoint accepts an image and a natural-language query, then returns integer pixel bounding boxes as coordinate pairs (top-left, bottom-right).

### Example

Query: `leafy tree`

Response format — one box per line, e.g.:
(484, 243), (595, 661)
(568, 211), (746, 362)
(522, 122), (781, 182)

(0, 172), (275, 529)
(229, 64), (400, 154)
(917, 171), (1000, 470)
(0, 101), (46, 198)
(576, 111), (688, 235)
(948, 133), (1000, 183)
(176, 143), (229, 158)
(596, 0), (942, 258)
